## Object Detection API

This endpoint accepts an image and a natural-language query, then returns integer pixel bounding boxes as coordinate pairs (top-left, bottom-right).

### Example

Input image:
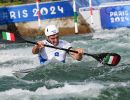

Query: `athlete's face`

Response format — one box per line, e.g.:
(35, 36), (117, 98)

(47, 34), (59, 46)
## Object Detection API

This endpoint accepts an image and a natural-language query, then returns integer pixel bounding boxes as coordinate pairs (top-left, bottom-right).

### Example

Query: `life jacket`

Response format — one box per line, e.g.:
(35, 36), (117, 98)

(38, 40), (71, 64)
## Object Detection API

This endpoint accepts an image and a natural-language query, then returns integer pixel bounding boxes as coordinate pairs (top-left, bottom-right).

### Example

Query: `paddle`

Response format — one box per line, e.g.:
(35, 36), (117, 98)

(0, 30), (121, 66)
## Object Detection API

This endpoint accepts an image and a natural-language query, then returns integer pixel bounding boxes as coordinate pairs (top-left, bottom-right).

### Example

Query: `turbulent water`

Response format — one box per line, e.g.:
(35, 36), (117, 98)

(0, 28), (130, 100)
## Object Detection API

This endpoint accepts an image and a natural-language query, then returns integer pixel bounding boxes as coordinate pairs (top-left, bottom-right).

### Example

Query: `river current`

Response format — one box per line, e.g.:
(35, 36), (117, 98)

(0, 28), (130, 100)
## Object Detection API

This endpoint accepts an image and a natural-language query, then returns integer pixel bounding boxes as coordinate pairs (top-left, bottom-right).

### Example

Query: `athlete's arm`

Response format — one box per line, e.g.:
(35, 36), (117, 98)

(32, 41), (45, 54)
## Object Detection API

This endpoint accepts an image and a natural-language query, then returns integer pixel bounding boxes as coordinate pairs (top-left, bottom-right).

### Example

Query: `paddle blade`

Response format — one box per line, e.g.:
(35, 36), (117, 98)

(91, 53), (121, 66)
(0, 30), (25, 43)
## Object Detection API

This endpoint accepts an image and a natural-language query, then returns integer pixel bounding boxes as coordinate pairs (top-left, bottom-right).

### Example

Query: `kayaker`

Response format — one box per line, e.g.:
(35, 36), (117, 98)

(32, 24), (84, 64)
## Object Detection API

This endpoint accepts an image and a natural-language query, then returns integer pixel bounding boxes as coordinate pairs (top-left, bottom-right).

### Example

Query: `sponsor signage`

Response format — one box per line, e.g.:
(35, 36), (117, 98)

(100, 5), (130, 29)
(0, 1), (73, 25)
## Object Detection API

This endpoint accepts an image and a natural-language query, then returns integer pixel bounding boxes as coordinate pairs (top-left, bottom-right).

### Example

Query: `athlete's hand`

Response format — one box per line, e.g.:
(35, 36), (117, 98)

(69, 48), (84, 61)
(75, 48), (84, 55)
(36, 41), (45, 49)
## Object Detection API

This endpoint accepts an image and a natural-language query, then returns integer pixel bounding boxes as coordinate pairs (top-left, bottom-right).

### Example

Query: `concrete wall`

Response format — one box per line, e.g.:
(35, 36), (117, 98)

(79, 7), (101, 30)
(0, 15), (92, 37)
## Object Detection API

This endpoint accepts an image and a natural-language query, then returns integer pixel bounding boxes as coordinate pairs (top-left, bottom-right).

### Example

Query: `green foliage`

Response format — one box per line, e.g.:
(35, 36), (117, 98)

(0, 1), (23, 6)
(0, 0), (60, 6)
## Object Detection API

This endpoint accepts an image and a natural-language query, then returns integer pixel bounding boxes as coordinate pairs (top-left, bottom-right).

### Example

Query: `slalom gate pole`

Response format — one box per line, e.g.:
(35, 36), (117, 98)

(89, 0), (93, 24)
(73, 0), (78, 34)
(35, 0), (41, 30)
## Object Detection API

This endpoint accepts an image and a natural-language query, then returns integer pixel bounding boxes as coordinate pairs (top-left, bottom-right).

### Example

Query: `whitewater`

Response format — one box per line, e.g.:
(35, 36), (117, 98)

(0, 28), (130, 100)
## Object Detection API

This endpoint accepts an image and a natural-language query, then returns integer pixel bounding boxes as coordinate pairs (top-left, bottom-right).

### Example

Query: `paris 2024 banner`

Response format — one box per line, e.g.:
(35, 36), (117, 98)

(100, 4), (130, 29)
(0, 1), (73, 25)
